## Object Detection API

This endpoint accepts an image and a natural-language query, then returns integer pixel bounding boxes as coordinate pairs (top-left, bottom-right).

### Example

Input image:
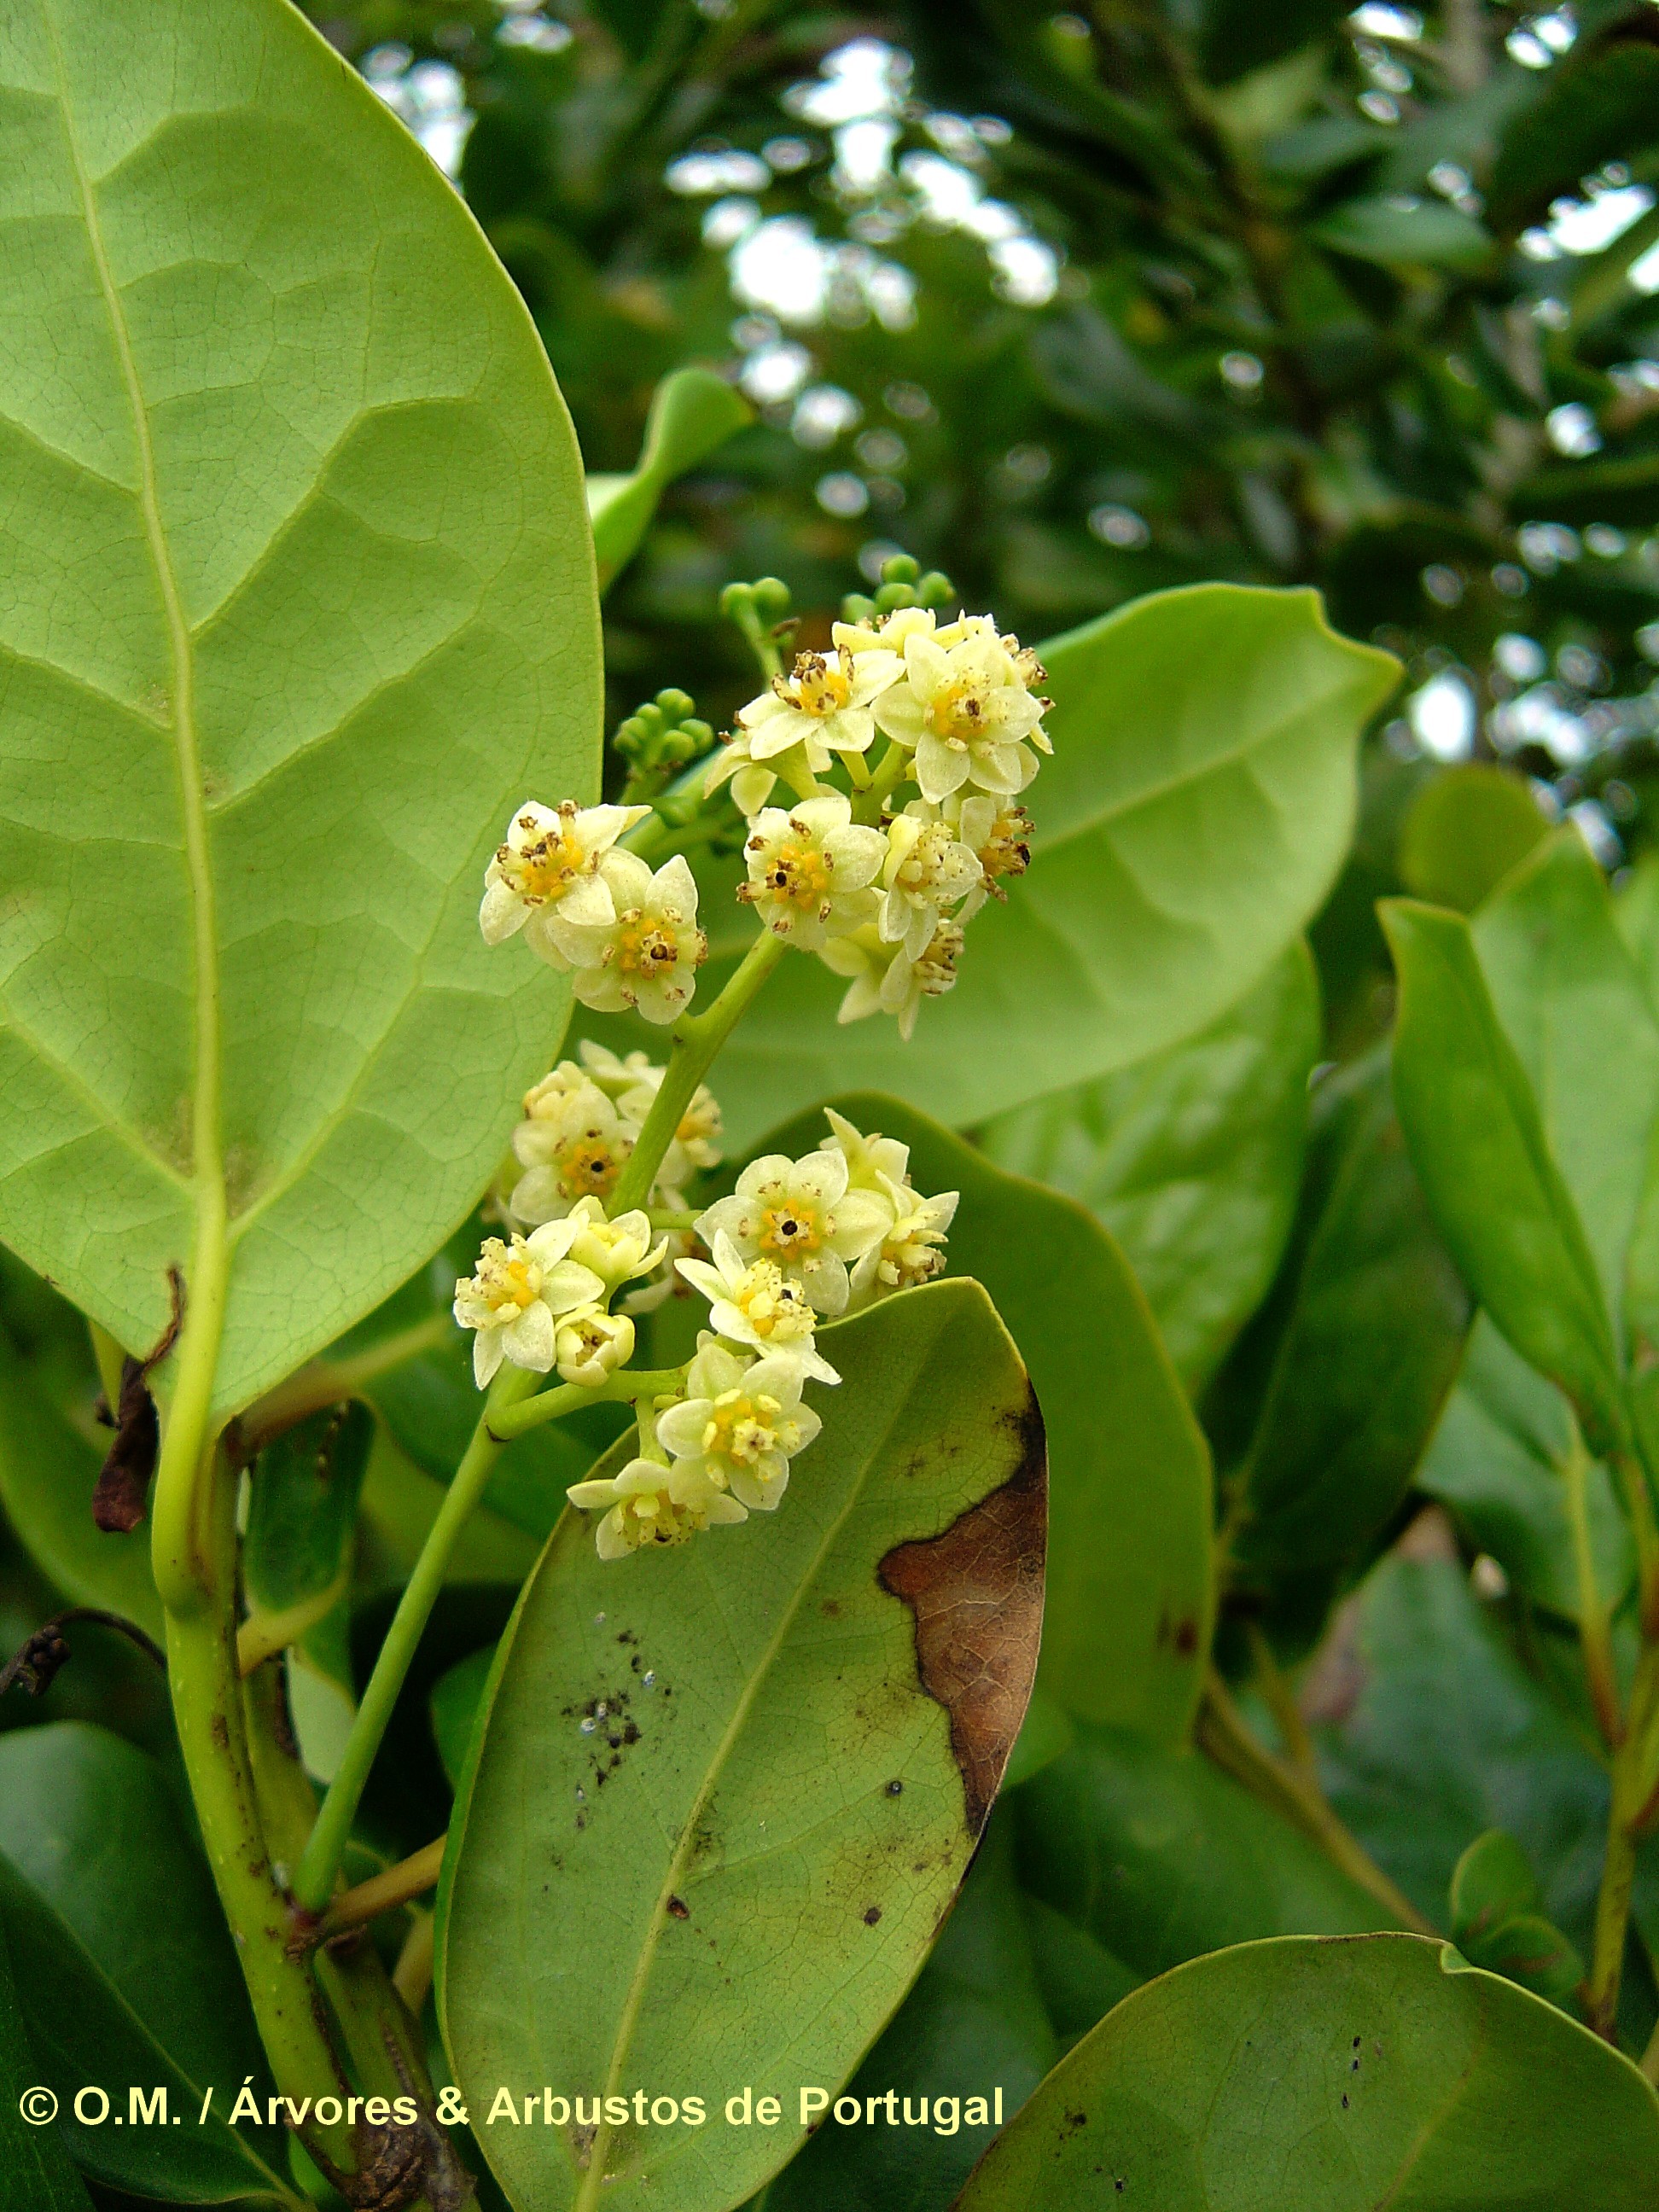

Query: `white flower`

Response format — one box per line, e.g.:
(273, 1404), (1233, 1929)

(821, 1106), (912, 1191)
(553, 851), (707, 1026)
(945, 791), (1033, 917)
(656, 1342), (823, 1512)
(740, 793), (887, 952)
(509, 1071), (636, 1222)
(553, 1305), (637, 1388)
(561, 1195), (667, 1295)
(736, 643), (902, 768)
(832, 606), (940, 657)
(880, 806), (984, 959)
(577, 1041), (723, 1185)
(479, 800), (650, 962)
(819, 917), (963, 1041)
(849, 1174), (959, 1307)
(453, 1225), (608, 1388)
(567, 1455), (747, 1559)
(871, 626), (1051, 804)
(696, 1149), (893, 1315)
(675, 1231), (841, 1382)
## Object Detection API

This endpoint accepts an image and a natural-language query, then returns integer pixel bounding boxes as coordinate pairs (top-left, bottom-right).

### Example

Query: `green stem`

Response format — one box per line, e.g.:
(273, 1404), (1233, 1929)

(853, 739), (911, 825)
(1590, 1639), (1659, 2034)
(610, 928), (786, 1214)
(489, 1367), (688, 1443)
(1615, 1447), (1659, 1639)
(1564, 1424), (1622, 1747)
(150, 1204), (230, 1615)
(291, 1362), (538, 1914)
(166, 1452), (357, 2178)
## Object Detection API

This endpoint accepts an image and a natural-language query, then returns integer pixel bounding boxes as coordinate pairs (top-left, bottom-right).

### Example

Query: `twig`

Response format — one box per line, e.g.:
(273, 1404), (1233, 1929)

(0, 1608), (166, 1700)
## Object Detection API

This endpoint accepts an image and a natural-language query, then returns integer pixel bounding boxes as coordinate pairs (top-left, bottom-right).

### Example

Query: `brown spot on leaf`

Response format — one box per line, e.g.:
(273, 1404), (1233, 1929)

(1173, 1617), (1198, 1656)
(863, 1905), (882, 1925)
(877, 1391), (1046, 1835)
(91, 1269), (185, 1534)
(667, 1895), (690, 1920)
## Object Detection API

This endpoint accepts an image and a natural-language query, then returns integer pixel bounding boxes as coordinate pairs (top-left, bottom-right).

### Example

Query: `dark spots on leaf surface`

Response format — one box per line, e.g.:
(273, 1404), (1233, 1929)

(1173, 1617), (1198, 1656)
(821, 1598), (841, 1617)
(571, 2122), (596, 2168)
(1063, 2110), (1086, 2133)
(877, 1388), (1046, 1835)
(211, 1713), (229, 1752)
(667, 1895), (690, 1920)
(616, 1628), (637, 1645)
(863, 1905), (882, 1926)
(886, 1778), (903, 1796)
(622, 1720), (640, 1745)
(1342, 2093), (1350, 2110)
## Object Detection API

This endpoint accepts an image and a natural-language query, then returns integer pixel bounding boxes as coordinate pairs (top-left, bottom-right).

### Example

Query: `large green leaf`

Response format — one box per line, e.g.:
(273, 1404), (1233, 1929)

(1312, 194), (1494, 270)
(1223, 1053), (1470, 1598)
(1418, 1315), (1633, 1624)
(754, 1815), (1057, 2212)
(980, 940), (1318, 1392)
(954, 1934), (1659, 2210)
(1471, 829), (1659, 1348)
(747, 1096), (1212, 1743)
(699, 586), (1396, 1144)
(1381, 899), (1627, 1456)
(0, 1892), (94, 2212)
(1016, 1725), (1396, 1982)
(1396, 764), (1548, 914)
(0, 0), (600, 1415)
(437, 1278), (1045, 2212)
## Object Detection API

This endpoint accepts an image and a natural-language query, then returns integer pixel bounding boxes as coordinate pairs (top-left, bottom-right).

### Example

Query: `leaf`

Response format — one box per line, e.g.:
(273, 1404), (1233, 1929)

(1003, 1688), (1075, 1792)
(245, 1400), (373, 1621)
(744, 1095), (1212, 1743)
(0, 0), (601, 1416)
(1491, 40), (1659, 219)
(1471, 828), (1659, 1348)
(0, 1721), (294, 2203)
(1312, 194), (1496, 270)
(954, 1933), (1659, 2210)
(0, 1891), (94, 2212)
(1380, 899), (1626, 1456)
(1019, 1898), (1139, 2052)
(437, 1278), (1045, 2212)
(1417, 1315), (1633, 1623)
(1221, 1052), (1470, 1598)
(754, 1816), (1057, 2212)
(980, 940), (1319, 1393)
(1510, 451), (1659, 528)
(1195, 0), (1351, 88)
(701, 586), (1397, 1144)
(1015, 1724), (1398, 1985)
(1318, 1549), (1616, 1948)
(0, 1721), (270, 2096)
(1448, 1831), (1584, 2010)
(587, 367), (751, 589)
(0, 1325), (161, 1638)
(431, 1644), (497, 1791)
(1396, 765), (1549, 913)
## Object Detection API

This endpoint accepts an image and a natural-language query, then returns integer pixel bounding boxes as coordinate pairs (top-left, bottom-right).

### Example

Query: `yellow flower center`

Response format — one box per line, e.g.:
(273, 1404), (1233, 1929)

(978, 805), (1033, 883)
(499, 812), (585, 903)
(782, 651), (853, 718)
(619, 1489), (695, 1547)
(472, 1240), (541, 1317)
(757, 1200), (824, 1259)
(760, 836), (834, 911)
(898, 823), (953, 892)
(703, 1388), (785, 1468)
(926, 681), (989, 747)
(733, 1263), (812, 1341)
(614, 911), (682, 980)
(557, 1137), (626, 1200)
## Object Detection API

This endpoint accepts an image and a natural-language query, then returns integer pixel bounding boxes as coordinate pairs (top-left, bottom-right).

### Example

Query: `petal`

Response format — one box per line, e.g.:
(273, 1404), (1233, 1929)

(790, 792), (853, 837)
(799, 1250), (850, 1314)
(525, 1217), (581, 1264)
(836, 971), (883, 1024)
(969, 745), (1027, 796)
(705, 1493), (750, 1527)
(473, 1330), (504, 1388)
(870, 690), (924, 747)
(598, 848), (653, 906)
(675, 1257), (726, 1302)
(745, 1355), (806, 1410)
(846, 650), (902, 702)
(736, 1155), (794, 1202)
(746, 713), (807, 762)
(503, 1303), (556, 1372)
(791, 1148), (849, 1208)
(903, 634), (951, 695)
(657, 1400), (712, 1457)
(824, 824), (888, 888)
(479, 878), (528, 946)
(817, 707), (876, 756)
(914, 735), (969, 804)
(595, 1510), (629, 1561)
(652, 853), (700, 920)
(828, 1186), (894, 1258)
(903, 901), (936, 963)
(731, 765), (778, 816)
(509, 1167), (568, 1225)
(555, 872), (618, 928)
(541, 1260), (608, 1313)
(568, 1477), (622, 1509)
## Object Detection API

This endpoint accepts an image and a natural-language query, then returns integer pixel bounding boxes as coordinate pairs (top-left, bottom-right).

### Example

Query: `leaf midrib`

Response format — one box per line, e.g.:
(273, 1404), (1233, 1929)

(43, 1), (225, 1271)
(572, 1296), (950, 2211)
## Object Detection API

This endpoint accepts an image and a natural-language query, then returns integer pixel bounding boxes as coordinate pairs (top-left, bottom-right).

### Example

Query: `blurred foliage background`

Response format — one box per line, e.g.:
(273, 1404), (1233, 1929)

(307, 0), (1659, 1050)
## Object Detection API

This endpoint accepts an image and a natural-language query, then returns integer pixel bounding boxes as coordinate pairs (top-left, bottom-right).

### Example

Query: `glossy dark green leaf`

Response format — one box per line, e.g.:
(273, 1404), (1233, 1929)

(0, 1893), (93, 2212)
(0, 1805), (291, 2205)
(586, 367), (751, 589)
(431, 1644), (497, 1792)
(245, 1401), (372, 1621)
(1318, 1550), (1614, 1946)
(1396, 765), (1548, 913)
(1449, 1831), (1584, 2010)
(1491, 41), (1659, 218)
(955, 1934), (1659, 2211)
(438, 1279), (1045, 2212)
(748, 1095), (1212, 1743)
(1417, 1315), (1633, 1622)
(1016, 1723), (1398, 1985)
(754, 1818), (1056, 2212)
(1313, 194), (1494, 270)
(1019, 1897), (1140, 2052)
(980, 941), (1318, 1392)
(1381, 899), (1626, 1456)
(1003, 1688), (1075, 1792)
(1225, 1053), (1470, 1592)
(1472, 829), (1659, 1347)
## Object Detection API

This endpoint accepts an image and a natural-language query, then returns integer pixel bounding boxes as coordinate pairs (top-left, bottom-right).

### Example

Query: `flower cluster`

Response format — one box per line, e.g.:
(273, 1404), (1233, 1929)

(452, 1197), (665, 1392)
(708, 608), (1046, 1041)
(562, 1113), (958, 1561)
(480, 801), (707, 1025)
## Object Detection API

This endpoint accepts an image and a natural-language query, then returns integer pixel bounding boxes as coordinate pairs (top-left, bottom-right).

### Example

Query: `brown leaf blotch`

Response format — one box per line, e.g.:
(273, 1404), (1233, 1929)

(877, 1392), (1046, 1835)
